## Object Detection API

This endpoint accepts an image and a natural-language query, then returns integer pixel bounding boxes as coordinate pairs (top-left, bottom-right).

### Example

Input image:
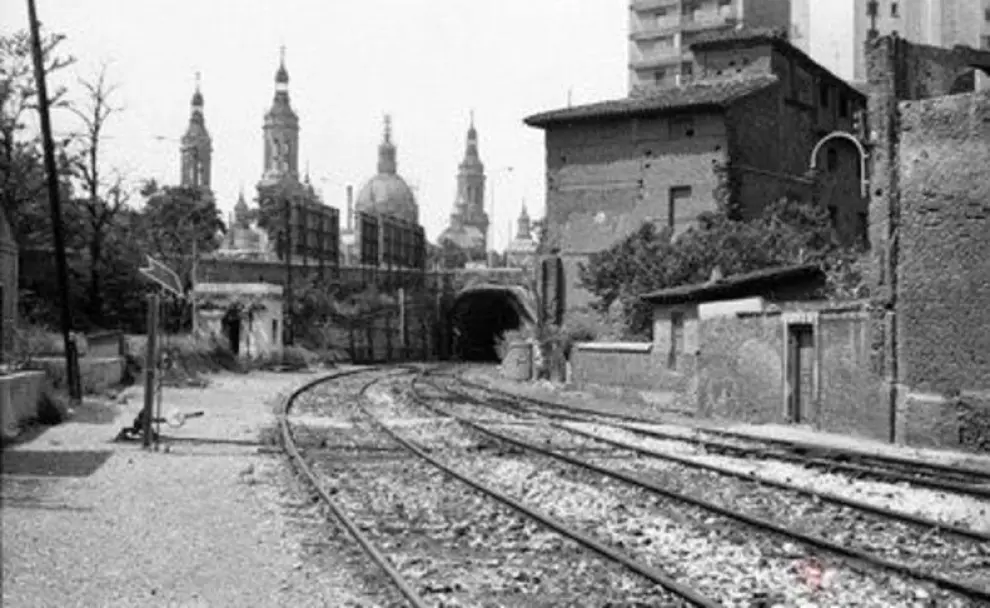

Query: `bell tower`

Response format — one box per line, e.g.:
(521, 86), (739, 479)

(180, 72), (212, 189)
(455, 111), (488, 247)
(262, 46), (300, 182)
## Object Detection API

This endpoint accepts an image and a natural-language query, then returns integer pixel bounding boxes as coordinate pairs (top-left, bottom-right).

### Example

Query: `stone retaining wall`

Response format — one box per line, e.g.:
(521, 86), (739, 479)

(0, 371), (47, 441)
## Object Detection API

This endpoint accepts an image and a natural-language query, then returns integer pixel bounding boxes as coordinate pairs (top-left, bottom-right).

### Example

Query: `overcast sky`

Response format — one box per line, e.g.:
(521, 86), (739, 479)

(3, 0), (627, 248)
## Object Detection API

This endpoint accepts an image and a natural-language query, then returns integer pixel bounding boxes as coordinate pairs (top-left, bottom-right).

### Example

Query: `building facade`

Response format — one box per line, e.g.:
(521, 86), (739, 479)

(630, 0), (990, 93)
(527, 28), (868, 311)
(791, 0), (990, 85)
(628, 0), (795, 92)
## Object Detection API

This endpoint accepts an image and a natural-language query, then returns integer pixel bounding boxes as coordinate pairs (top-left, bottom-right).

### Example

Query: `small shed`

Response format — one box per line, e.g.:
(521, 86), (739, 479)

(193, 282), (283, 358)
(0, 207), (17, 357)
(640, 264), (826, 367)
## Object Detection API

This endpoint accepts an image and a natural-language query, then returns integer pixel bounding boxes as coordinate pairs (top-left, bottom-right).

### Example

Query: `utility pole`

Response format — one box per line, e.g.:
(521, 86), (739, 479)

(27, 0), (80, 403)
(283, 190), (294, 346)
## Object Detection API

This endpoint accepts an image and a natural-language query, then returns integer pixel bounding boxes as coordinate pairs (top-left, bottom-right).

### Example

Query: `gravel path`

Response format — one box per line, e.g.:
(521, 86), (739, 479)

(1, 371), (381, 608)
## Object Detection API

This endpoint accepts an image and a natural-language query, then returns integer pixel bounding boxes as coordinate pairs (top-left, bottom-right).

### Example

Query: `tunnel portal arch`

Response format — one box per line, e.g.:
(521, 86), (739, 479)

(449, 284), (536, 362)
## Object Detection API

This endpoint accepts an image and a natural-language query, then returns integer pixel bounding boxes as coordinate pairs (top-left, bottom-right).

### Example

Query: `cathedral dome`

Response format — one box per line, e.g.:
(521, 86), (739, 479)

(354, 115), (419, 224)
(354, 173), (418, 224)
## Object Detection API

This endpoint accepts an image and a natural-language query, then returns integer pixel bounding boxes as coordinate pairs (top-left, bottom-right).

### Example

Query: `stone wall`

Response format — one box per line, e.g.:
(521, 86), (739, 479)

(570, 343), (694, 411)
(0, 371), (47, 441)
(866, 35), (990, 449)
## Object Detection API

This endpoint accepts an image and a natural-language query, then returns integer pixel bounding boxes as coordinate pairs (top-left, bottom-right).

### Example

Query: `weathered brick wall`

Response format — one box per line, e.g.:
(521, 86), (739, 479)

(570, 343), (695, 410)
(817, 312), (890, 441)
(544, 114), (727, 309)
(896, 91), (990, 393)
(697, 314), (785, 422)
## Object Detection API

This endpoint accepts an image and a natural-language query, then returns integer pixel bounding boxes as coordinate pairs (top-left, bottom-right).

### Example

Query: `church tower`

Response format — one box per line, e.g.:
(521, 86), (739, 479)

(180, 73), (212, 189)
(456, 112), (487, 247)
(262, 47), (300, 182)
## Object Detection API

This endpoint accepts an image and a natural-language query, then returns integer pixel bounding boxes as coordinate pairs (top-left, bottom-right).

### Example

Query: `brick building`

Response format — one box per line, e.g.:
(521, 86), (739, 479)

(525, 28), (868, 311)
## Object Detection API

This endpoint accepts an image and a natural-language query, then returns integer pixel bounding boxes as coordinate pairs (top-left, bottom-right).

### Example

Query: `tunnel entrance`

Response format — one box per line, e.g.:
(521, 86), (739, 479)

(451, 288), (530, 362)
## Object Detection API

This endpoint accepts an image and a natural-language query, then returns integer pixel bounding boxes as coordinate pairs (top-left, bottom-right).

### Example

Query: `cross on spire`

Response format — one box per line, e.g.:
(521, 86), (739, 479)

(195, 71), (201, 90)
(470, 109), (475, 128)
(384, 113), (392, 143)
(279, 45), (286, 65)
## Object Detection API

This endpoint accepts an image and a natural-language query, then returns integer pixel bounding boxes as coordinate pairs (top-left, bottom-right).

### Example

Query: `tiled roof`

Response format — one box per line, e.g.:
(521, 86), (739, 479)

(523, 74), (779, 128)
(640, 263), (825, 305)
(688, 26), (789, 49)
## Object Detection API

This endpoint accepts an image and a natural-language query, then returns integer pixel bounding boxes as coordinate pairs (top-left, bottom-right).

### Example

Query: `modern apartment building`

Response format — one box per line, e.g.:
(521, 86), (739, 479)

(628, 0), (795, 92)
(629, 0), (990, 92)
(792, 0), (990, 84)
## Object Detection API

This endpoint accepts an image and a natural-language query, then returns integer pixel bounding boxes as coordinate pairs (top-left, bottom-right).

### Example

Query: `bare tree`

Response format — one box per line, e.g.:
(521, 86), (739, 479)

(0, 30), (75, 244)
(66, 63), (127, 318)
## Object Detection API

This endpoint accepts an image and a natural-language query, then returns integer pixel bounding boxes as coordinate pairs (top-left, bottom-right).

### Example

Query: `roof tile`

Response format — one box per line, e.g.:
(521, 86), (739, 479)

(524, 74), (778, 128)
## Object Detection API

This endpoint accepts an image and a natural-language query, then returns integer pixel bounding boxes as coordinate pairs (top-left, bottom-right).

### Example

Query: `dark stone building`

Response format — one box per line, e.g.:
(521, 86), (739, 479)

(525, 27), (868, 312)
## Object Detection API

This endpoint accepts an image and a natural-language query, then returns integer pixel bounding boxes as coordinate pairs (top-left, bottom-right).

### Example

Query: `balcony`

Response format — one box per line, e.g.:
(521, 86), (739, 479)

(629, 52), (684, 71)
(630, 0), (679, 13)
(630, 17), (683, 40)
(680, 9), (740, 32)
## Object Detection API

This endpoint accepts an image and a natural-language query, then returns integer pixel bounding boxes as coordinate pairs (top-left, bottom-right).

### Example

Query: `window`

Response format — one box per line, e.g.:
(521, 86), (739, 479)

(681, 61), (694, 79)
(891, 2), (899, 17)
(668, 186), (692, 228)
(867, 1), (878, 17)
(983, 35), (990, 50)
(272, 319), (279, 340)
(828, 205), (838, 229)
(669, 311), (685, 370)
(819, 82), (830, 107)
(827, 148), (839, 172)
(839, 93), (849, 118)
(654, 68), (668, 84)
(985, 8), (990, 21)
(669, 116), (695, 138)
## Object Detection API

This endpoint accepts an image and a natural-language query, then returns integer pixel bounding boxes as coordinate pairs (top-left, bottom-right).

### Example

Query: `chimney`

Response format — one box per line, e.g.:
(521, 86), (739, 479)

(346, 185), (354, 231)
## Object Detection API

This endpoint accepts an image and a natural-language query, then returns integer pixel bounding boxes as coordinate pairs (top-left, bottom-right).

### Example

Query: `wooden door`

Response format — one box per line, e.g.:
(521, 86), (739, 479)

(787, 324), (814, 423)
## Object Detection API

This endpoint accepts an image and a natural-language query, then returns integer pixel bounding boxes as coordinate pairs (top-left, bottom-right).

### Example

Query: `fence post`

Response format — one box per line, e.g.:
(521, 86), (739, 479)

(143, 293), (160, 448)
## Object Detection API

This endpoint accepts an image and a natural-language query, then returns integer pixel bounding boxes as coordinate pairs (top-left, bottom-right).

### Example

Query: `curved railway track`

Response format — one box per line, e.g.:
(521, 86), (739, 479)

(450, 374), (990, 499)
(280, 366), (717, 607)
(412, 370), (990, 605)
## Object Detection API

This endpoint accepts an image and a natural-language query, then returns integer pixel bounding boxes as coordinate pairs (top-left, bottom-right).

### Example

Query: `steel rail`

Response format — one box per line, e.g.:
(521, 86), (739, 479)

(356, 394), (722, 607)
(410, 381), (990, 604)
(700, 426), (990, 482)
(279, 366), (429, 608)
(447, 374), (990, 499)
(615, 423), (990, 500)
(424, 377), (990, 542)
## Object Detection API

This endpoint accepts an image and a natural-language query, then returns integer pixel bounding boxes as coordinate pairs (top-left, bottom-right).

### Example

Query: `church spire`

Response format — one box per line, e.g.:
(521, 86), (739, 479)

(262, 46), (299, 181)
(377, 114), (397, 175)
(181, 72), (211, 189)
(516, 201), (532, 240)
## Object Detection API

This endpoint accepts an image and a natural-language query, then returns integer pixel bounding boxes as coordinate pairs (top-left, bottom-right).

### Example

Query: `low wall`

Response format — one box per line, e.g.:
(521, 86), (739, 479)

(896, 390), (990, 452)
(31, 356), (125, 393)
(571, 342), (695, 411)
(86, 331), (124, 359)
(0, 371), (48, 440)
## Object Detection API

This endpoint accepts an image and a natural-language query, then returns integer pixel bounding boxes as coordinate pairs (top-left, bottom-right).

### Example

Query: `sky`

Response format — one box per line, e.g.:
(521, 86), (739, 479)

(2, 0), (628, 249)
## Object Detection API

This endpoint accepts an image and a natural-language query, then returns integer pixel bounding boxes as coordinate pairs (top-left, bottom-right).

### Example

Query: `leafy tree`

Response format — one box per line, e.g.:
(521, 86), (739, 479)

(138, 181), (225, 290)
(0, 29), (75, 248)
(579, 198), (867, 337)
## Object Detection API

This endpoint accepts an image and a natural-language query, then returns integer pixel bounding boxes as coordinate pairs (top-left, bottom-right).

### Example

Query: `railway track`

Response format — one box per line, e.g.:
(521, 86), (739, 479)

(450, 373), (990, 499)
(413, 370), (990, 606)
(280, 366), (712, 607)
